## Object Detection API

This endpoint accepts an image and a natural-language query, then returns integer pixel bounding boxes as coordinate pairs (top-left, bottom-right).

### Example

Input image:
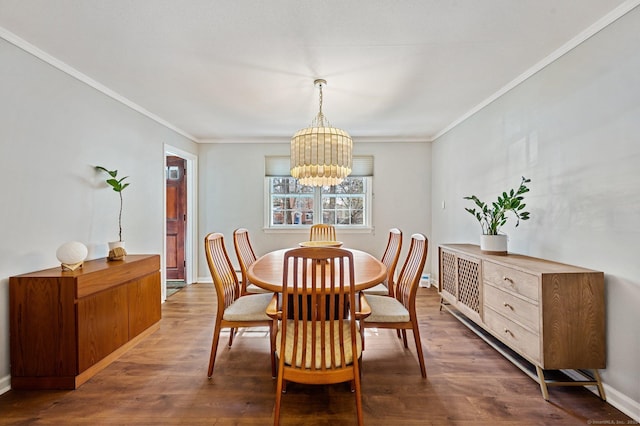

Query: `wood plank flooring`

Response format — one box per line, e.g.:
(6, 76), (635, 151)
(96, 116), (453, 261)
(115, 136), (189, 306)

(0, 283), (633, 425)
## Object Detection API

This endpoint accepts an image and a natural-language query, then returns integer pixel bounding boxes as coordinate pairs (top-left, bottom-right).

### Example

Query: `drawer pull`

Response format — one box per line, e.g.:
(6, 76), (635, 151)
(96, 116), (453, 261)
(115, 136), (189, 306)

(503, 328), (514, 337)
(503, 302), (514, 310)
(503, 276), (514, 285)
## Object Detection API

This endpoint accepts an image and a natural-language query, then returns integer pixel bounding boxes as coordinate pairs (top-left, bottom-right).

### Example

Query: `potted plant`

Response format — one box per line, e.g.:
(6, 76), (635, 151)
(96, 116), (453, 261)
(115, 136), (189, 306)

(96, 166), (130, 258)
(463, 176), (531, 254)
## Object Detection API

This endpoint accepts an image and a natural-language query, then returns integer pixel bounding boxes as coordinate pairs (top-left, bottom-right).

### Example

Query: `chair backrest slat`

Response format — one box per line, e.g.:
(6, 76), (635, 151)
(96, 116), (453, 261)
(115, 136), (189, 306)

(205, 233), (240, 312)
(233, 228), (258, 294)
(309, 224), (337, 242)
(281, 247), (356, 372)
(380, 228), (402, 296)
(395, 234), (428, 310)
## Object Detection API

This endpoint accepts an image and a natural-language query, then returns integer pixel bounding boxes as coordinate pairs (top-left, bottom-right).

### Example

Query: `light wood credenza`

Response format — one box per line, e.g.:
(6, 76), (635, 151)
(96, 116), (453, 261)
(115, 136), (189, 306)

(438, 244), (606, 400)
(10, 255), (161, 390)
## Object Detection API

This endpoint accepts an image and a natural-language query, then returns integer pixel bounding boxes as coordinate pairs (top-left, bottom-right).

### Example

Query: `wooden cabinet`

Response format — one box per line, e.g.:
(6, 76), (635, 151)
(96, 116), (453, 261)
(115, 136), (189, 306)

(438, 244), (606, 400)
(10, 255), (161, 390)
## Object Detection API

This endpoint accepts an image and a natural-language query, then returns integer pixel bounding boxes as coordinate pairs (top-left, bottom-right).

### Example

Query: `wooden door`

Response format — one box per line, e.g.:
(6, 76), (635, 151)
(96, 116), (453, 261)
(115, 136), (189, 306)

(166, 156), (186, 280)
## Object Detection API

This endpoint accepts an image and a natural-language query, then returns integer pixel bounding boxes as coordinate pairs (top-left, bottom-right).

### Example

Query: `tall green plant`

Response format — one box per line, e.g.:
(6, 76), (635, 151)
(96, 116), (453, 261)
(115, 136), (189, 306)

(464, 176), (531, 235)
(96, 166), (130, 242)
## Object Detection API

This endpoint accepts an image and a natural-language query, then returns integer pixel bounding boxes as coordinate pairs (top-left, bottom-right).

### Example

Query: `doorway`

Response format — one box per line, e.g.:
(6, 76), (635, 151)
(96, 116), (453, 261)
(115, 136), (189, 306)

(164, 145), (198, 301)
(166, 155), (186, 282)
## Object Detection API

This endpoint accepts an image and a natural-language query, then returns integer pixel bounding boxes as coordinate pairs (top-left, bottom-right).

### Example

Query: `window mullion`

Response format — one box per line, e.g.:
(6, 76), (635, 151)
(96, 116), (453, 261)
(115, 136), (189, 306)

(314, 187), (322, 224)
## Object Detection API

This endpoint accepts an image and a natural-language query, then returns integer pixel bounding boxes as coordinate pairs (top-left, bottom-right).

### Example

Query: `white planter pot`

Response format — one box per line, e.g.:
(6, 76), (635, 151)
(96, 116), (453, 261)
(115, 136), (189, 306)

(108, 241), (125, 251)
(480, 234), (508, 255)
(108, 241), (127, 260)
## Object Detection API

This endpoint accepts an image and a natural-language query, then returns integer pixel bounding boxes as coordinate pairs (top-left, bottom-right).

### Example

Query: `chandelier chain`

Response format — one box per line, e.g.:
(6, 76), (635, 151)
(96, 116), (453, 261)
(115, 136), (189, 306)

(318, 82), (323, 116)
(313, 80), (329, 127)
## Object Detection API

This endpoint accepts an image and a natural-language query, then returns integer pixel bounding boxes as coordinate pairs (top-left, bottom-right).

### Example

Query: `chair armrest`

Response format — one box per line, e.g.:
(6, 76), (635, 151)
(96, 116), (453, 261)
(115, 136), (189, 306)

(265, 293), (281, 320)
(355, 292), (371, 320)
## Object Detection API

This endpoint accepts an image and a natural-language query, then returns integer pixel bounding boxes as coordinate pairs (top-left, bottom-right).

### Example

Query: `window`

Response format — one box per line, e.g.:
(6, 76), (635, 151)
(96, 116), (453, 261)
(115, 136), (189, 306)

(265, 156), (373, 230)
(270, 178), (315, 225)
(321, 178), (366, 225)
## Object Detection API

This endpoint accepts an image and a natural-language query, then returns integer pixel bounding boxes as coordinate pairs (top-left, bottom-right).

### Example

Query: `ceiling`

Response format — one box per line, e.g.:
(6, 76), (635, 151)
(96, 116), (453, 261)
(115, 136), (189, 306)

(0, 0), (633, 143)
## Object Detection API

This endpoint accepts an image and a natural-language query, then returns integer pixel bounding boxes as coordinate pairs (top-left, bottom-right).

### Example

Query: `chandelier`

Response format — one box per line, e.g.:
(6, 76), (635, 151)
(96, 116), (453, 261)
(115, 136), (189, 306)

(290, 79), (353, 186)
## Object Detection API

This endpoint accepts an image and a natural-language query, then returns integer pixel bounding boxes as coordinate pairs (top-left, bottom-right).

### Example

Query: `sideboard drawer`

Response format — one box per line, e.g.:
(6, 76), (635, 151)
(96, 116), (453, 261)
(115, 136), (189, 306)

(484, 307), (540, 363)
(483, 261), (538, 301)
(484, 283), (539, 333)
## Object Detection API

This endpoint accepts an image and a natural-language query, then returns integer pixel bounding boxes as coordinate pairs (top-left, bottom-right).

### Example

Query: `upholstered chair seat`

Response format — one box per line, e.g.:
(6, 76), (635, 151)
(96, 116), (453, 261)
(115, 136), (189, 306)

(276, 320), (363, 369)
(223, 293), (273, 322)
(363, 294), (410, 323)
(362, 283), (390, 296)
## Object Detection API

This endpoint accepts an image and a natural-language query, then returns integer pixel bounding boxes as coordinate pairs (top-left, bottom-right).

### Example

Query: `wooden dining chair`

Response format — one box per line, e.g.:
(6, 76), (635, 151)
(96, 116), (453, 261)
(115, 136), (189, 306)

(204, 232), (276, 378)
(363, 228), (402, 297)
(362, 233), (429, 378)
(267, 247), (369, 426)
(309, 224), (337, 241)
(233, 228), (271, 295)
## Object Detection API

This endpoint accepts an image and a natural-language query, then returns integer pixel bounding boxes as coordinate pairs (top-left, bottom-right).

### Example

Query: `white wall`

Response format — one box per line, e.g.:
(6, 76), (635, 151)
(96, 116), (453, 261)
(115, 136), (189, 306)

(4, 5), (636, 417)
(198, 141), (431, 279)
(0, 38), (197, 392)
(432, 8), (640, 419)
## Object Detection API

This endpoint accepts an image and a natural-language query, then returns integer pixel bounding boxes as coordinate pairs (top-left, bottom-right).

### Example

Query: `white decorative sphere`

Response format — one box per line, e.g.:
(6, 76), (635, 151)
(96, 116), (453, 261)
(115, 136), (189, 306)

(56, 241), (88, 265)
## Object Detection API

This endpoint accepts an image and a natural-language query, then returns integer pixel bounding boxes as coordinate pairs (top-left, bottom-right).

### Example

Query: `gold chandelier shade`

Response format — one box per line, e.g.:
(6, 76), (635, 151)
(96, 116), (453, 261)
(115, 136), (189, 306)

(290, 79), (353, 186)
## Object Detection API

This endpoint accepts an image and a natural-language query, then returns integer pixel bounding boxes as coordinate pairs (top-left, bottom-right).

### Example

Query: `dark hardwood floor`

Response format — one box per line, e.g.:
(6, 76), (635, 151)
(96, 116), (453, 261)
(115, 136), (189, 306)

(0, 283), (632, 425)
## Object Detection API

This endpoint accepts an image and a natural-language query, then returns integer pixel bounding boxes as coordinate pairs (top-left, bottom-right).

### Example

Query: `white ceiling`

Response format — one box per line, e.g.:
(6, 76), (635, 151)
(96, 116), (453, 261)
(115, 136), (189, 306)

(0, 0), (635, 143)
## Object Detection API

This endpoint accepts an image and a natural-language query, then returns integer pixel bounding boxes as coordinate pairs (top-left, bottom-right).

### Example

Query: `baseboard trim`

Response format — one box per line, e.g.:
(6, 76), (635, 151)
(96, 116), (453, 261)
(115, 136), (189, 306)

(0, 374), (11, 395)
(601, 382), (640, 422)
(607, 384), (640, 422)
(562, 370), (640, 421)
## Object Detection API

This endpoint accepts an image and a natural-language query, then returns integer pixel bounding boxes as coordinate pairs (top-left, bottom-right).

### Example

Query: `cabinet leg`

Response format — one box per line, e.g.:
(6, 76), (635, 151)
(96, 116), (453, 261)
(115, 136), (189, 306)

(593, 369), (606, 401)
(535, 366), (550, 401)
(439, 297), (449, 311)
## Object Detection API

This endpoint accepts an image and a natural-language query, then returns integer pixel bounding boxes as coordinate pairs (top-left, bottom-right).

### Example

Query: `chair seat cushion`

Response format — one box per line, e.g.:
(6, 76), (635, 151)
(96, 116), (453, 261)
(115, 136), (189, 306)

(362, 283), (390, 296)
(276, 320), (362, 369)
(364, 294), (410, 323)
(245, 283), (272, 294)
(223, 293), (273, 321)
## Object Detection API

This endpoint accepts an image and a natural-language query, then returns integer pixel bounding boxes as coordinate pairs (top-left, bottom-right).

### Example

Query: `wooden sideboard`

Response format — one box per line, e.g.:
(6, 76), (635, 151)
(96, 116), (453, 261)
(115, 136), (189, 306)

(438, 244), (605, 400)
(10, 254), (161, 390)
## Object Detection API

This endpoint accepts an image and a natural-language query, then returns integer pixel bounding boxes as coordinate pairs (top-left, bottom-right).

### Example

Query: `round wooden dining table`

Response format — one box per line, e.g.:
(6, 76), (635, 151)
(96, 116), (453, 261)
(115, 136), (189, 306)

(247, 248), (387, 293)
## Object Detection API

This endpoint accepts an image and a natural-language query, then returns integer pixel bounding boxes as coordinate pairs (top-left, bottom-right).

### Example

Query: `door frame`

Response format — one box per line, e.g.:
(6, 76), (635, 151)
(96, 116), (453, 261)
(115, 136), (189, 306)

(165, 155), (187, 281)
(163, 144), (198, 301)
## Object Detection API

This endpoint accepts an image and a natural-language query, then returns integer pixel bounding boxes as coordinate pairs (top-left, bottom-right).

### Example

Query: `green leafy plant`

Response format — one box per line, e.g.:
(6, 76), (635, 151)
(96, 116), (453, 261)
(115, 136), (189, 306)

(96, 166), (130, 242)
(464, 176), (531, 235)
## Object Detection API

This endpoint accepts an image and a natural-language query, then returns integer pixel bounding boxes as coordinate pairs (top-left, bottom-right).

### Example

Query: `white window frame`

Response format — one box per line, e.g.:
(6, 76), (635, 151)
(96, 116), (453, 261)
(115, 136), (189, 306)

(264, 176), (373, 233)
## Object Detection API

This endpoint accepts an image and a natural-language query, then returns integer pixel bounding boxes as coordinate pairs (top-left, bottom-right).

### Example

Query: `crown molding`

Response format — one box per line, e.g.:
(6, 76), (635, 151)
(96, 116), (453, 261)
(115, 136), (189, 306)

(433, 0), (640, 141)
(199, 135), (431, 144)
(198, 136), (288, 144)
(0, 26), (200, 143)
